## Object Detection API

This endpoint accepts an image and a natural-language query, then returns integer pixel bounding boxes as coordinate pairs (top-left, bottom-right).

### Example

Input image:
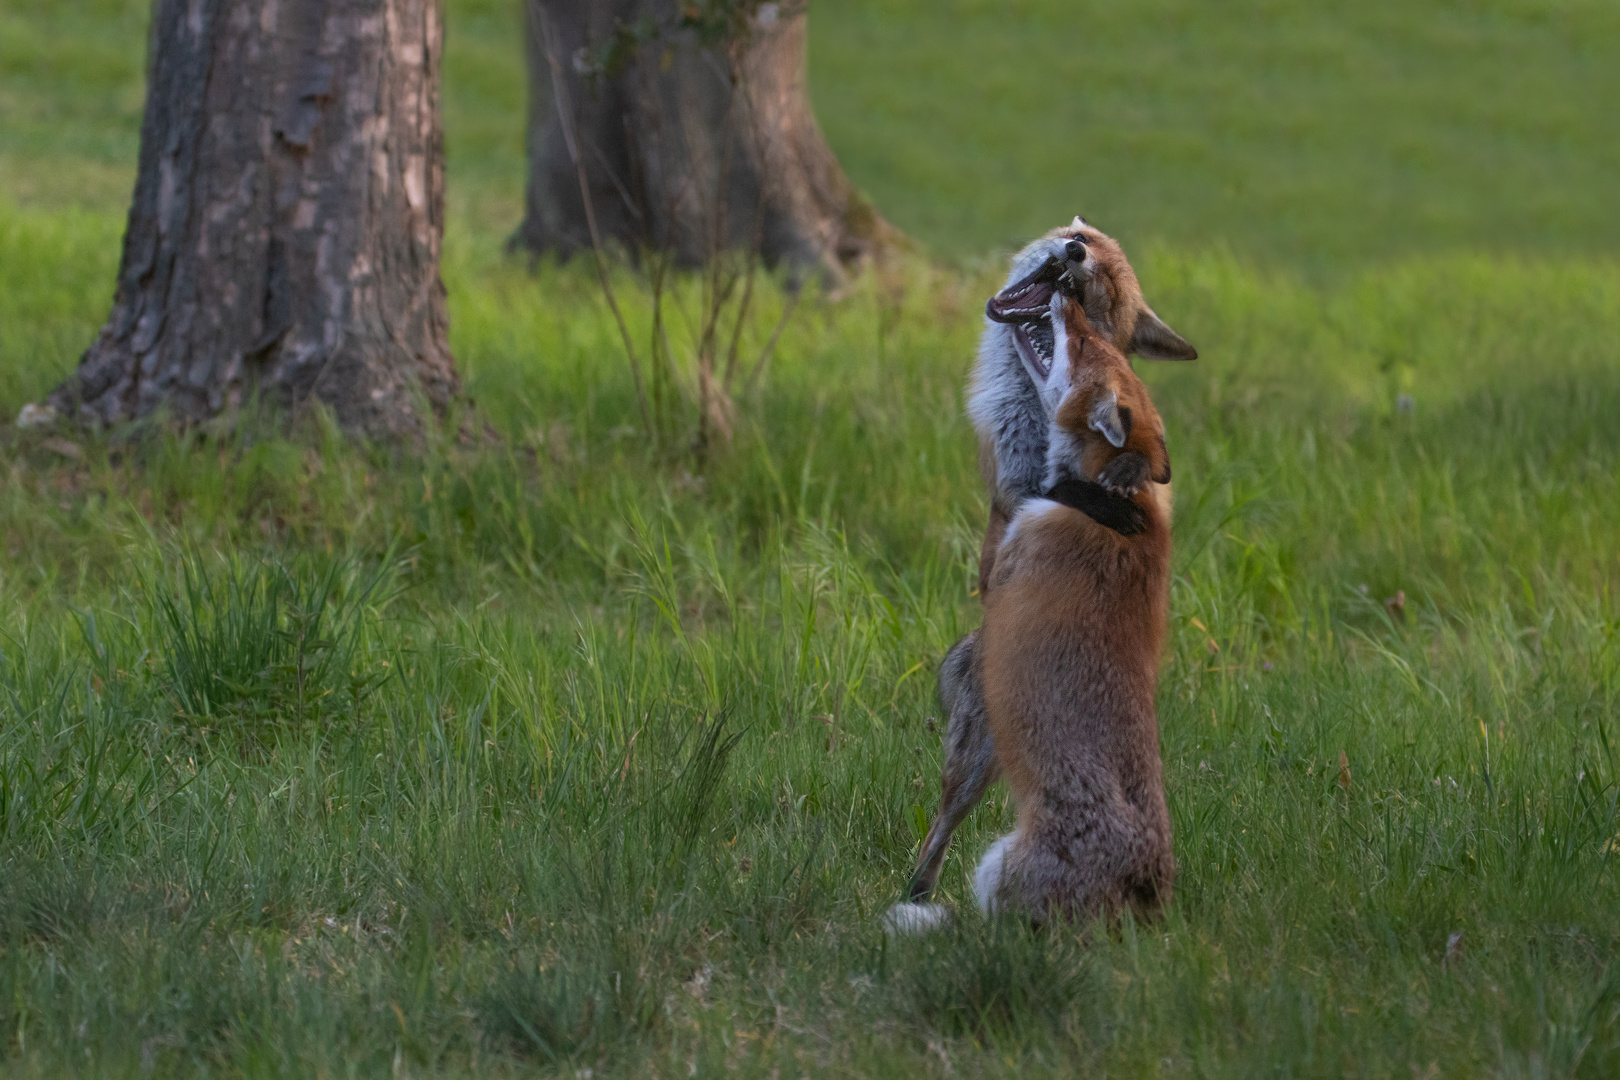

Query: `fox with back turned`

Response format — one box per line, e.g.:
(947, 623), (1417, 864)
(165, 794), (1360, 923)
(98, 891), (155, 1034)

(971, 288), (1176, 922)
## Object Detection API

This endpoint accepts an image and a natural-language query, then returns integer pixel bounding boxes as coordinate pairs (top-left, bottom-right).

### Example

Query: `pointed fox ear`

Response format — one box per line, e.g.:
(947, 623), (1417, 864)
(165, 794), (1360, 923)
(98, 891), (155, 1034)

(1071, 215), (1088, 230)
(1088, 389), (1128, 448)
(1130, 307), (1197, 361)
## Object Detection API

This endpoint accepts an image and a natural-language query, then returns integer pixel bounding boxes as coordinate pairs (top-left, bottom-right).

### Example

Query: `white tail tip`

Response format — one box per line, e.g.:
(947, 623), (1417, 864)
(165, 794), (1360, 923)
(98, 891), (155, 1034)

(973, 832), (1020, 914)
(16, 402), (58, 429)
(882, 902), (952, 936)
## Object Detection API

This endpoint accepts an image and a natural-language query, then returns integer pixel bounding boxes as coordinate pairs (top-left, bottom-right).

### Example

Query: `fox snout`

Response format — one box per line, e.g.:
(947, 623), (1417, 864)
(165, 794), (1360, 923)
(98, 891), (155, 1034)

(1053, 237), (1090, 296)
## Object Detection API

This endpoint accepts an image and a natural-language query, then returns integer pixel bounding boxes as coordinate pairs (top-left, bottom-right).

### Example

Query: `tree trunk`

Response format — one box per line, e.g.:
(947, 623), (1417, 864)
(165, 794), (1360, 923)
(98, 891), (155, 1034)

(514, 0), (896, 274)
(48, 0), (459, 438)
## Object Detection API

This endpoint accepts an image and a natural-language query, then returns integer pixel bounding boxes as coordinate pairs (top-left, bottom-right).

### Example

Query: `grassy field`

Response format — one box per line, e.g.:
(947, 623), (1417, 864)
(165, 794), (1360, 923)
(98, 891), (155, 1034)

(2, 0), (1619, 1076)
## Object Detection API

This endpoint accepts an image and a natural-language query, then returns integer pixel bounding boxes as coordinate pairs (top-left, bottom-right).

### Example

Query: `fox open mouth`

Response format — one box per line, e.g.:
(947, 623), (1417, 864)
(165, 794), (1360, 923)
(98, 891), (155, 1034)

(985, 259), (1069, 382)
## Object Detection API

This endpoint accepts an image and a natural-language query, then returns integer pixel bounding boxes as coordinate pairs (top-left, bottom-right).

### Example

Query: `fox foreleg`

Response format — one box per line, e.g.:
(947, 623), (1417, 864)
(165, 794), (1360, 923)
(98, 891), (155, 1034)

(1096, 450), (1152, 497)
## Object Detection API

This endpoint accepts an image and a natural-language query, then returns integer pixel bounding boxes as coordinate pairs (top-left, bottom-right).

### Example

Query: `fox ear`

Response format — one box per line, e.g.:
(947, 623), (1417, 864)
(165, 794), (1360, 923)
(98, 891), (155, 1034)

(1130, 307), (1197, 361)
(1088, 389), (1128, 448)
(1071, 215), (1087, 230)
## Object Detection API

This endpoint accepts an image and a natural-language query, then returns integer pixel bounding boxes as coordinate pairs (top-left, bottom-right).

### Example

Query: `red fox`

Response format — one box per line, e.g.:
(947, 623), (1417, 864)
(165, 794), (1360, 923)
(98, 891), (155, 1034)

(972, 217), (1194, 595)
(893, 221), (1190, 922)
(972, 291), (1175, 923)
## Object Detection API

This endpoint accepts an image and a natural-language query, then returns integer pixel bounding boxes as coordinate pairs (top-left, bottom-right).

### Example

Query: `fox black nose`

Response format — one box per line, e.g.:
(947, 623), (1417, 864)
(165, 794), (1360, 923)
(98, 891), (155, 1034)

(1064, 238), (1087, 261)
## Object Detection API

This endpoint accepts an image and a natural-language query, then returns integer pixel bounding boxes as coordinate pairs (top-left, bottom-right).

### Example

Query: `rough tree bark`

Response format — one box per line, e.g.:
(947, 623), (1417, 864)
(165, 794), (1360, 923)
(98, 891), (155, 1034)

(48, 0), (459, 438)
(514, 0), (895, 273)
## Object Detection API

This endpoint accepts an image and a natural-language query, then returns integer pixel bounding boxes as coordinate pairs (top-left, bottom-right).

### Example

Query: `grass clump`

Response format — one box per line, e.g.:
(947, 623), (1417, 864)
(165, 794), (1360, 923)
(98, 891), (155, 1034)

(144, 548), (399, 736)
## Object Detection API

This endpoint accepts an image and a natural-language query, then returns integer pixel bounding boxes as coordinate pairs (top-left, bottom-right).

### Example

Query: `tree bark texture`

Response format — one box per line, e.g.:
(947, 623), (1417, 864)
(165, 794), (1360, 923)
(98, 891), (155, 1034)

(51, 0), (459, 437)
(514, 0), (895, 274)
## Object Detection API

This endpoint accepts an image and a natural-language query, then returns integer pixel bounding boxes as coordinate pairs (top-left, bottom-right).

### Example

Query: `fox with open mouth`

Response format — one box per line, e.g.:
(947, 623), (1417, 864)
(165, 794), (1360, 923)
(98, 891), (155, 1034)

(888, 218), (1194, 931)
(973, 217), (1196, 591)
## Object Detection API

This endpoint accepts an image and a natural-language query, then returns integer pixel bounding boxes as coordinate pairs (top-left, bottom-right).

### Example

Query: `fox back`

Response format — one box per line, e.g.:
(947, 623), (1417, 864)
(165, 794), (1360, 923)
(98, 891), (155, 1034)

(974, 298), (1176, 924)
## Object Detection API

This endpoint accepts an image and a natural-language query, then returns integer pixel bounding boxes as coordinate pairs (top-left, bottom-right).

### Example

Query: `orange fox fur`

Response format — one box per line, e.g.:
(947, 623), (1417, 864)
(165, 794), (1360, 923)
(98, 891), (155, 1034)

(974, 298), (1175, 923)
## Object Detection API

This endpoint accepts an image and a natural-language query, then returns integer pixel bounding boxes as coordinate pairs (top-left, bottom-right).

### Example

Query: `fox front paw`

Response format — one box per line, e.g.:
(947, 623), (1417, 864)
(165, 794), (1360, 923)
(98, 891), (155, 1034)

(1098, 451), (1151, 497)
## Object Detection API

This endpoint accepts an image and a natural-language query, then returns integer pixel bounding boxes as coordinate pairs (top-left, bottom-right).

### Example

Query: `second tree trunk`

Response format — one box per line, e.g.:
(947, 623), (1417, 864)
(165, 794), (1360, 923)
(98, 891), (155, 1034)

(514, 0), (894, 274)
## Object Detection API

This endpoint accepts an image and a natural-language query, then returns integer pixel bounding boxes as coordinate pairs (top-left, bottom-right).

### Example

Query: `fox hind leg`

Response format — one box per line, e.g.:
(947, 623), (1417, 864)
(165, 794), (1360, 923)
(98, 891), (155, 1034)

(906, 631), (999, 902)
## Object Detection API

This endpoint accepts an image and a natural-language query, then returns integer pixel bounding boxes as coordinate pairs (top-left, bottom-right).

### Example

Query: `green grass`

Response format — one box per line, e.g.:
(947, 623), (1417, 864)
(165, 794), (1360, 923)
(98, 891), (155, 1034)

(812, 0), (1620, 268)
(3, 0), (1620, 1076)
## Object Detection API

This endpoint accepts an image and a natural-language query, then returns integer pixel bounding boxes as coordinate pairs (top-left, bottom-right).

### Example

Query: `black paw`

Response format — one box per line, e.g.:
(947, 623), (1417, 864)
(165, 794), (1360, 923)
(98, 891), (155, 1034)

(1044, 477), (1148, 537)
(1098, 451), (1151, 497)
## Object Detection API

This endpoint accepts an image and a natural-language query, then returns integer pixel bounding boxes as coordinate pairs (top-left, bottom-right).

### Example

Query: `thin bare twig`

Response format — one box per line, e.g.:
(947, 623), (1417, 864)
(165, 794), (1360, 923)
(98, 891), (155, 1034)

(635, 66), (702, 443)
(723, 183), (769, 390)
(648, 248), (673, 442)
(728, 50), (809, 396)
(534, 6), (652, 438)
(742, 283), (802, 392)
(583, 132), (644, 225)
